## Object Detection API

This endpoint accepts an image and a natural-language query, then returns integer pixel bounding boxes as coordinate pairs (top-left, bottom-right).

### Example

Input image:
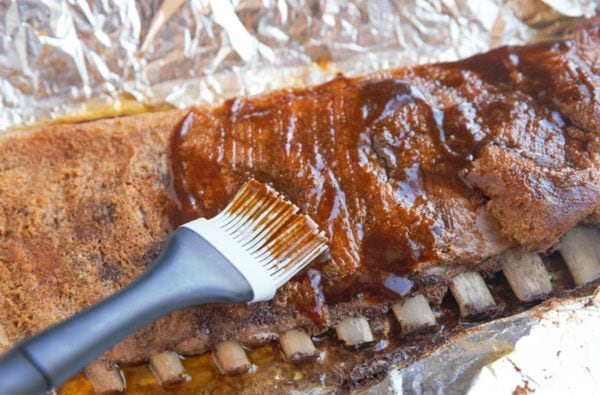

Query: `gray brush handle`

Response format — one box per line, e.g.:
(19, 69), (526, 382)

(0, 228), (253, 395)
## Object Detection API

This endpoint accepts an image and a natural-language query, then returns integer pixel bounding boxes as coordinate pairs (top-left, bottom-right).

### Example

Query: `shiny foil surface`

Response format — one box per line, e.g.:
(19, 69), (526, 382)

(0, 0), (599, 394)
(361, 288), (600, 394)
(0, 0), (597, 130)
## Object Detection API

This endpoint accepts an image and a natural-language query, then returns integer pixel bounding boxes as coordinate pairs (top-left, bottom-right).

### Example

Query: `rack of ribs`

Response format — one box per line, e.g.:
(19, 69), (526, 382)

(0, 18), (598, 393)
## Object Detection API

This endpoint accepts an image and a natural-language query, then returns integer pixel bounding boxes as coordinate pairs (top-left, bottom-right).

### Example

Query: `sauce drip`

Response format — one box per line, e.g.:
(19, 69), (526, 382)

(167, 39), (583, 313)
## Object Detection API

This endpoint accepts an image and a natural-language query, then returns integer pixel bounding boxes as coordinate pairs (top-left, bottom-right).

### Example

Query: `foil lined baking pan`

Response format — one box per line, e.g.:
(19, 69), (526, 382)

(0, 0), (599, 393)
(0, 0), (597, 130)
(362, 288), (600, 394)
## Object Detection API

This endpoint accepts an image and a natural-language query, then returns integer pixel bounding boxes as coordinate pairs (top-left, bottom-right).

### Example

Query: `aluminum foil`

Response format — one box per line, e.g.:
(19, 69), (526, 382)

(361, 286), (600, 394)
(1, 0), (600, 393)
(0, 0), (597, 130)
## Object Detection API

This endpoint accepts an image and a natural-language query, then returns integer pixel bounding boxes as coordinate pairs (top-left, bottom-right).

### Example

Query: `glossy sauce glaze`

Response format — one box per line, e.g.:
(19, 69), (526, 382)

(168, 36), (594, 314)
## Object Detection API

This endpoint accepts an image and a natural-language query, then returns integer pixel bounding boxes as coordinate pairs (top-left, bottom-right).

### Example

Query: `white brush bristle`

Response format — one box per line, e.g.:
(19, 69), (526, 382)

(183, 179), (328, 301)
(210, 179), (328, 287)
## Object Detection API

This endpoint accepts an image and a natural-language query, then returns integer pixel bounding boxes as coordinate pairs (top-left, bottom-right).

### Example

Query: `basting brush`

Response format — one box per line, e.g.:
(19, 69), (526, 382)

(0, 179), (328, 395)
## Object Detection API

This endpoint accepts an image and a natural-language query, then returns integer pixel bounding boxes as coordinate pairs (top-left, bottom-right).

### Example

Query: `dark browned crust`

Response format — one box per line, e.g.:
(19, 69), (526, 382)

(400, 322), (439, 337)
(460, 303), (505, 322)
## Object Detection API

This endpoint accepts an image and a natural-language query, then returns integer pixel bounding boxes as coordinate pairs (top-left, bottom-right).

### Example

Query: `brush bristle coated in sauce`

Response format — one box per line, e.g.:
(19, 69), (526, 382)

(212, 178), (328, 283)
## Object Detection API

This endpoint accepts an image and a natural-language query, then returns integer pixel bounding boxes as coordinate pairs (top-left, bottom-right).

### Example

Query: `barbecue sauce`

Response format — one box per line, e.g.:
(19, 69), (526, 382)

(168, 38), (583, 317)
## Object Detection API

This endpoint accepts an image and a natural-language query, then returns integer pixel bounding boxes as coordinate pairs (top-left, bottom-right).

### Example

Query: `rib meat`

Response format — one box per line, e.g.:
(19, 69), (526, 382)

(171, 20), (599, 297)
(0, 20), (598, 371)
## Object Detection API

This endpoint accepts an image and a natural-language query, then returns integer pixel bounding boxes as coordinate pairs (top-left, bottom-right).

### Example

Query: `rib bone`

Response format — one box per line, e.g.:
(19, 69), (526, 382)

(450, 271), (500, 319)
(213, 341), (252, 375)
(84, 360), (125, 393)
(502, 248), (552, 302)
(149, 351), (190, 387)
(559, 226), (600, 286)
(279, 329), (318, 362)
(335, 316), (375, 347)
(392, 294), (438, 336)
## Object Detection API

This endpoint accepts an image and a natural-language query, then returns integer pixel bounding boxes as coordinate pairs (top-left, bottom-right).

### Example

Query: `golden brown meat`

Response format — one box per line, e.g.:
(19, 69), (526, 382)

(0, 20), (598, 375)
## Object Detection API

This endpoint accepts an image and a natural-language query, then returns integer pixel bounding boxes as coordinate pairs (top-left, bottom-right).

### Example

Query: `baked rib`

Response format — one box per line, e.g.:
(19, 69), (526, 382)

(0, 18), (598, 391)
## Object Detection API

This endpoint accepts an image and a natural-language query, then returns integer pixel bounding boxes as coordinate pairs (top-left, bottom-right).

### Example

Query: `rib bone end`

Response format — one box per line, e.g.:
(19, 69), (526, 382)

(450, 271), (502, 320)
(279, 329), (318, 362)
(149, 351), (190, 387)
(392, 294), (438, 336)
(84, 360), (125, 393)
(559, 226), (600, 286)
(335, 316), (375, 347)
(213, 341), (252, 375)
(502, 248), (552, 302)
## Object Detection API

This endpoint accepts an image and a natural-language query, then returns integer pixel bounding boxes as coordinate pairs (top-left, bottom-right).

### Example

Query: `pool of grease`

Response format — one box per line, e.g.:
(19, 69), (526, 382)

(59, 336), (394, 395)
(55, 263), (591, 395)
(58, 268), (553, 395)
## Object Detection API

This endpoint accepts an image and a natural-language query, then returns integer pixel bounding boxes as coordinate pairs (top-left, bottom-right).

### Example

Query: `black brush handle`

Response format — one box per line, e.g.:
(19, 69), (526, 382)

(0, 228), (253, 395)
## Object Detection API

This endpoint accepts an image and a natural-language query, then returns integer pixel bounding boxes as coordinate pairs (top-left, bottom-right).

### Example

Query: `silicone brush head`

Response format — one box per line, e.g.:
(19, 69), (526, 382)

(183, 179), (328, 302)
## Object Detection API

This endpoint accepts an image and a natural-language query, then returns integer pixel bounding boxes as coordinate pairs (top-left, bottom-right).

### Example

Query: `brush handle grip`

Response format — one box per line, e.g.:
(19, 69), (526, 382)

(0, 228), (253, 395)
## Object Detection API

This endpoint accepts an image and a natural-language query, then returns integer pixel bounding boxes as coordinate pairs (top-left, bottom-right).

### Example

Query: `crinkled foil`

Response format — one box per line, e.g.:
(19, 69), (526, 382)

(1, 0), (599, 393)
(361, 287), (600, 394)
(0, 0), (597, 130)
